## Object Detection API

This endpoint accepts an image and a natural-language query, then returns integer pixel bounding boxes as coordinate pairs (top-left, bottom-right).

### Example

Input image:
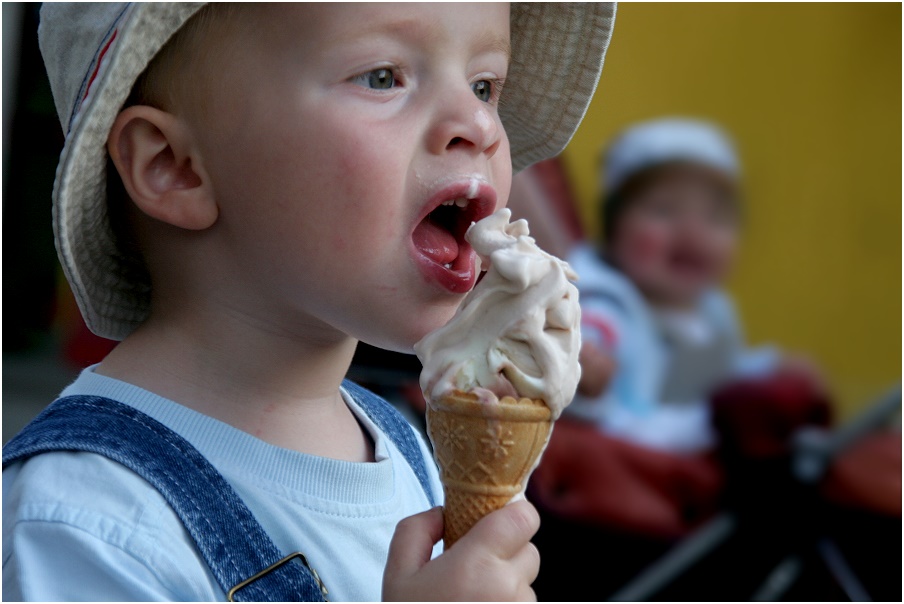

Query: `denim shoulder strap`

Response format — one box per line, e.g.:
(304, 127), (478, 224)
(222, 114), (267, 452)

(341, 379), (437, 507)
(2, 395), (326, 602)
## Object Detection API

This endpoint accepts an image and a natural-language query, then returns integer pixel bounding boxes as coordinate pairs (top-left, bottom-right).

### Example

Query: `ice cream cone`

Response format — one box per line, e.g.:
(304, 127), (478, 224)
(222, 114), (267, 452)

(426, 389), (553, 547)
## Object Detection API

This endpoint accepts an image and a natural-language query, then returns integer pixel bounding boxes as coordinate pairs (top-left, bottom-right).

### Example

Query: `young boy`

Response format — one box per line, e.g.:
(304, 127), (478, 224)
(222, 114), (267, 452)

(568, 117), (817, 452)
(3, 3), (615, 601)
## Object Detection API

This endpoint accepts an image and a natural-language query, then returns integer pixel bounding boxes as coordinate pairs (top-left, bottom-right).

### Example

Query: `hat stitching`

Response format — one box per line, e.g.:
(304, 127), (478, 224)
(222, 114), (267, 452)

(67, 2), (130, 133)
(81, 30), (119, 116)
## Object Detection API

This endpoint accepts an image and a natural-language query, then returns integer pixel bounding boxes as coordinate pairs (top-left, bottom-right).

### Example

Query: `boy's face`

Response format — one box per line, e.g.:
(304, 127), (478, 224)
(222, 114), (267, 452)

(608, 164), (740, 307)
(186, 3), (512, 351)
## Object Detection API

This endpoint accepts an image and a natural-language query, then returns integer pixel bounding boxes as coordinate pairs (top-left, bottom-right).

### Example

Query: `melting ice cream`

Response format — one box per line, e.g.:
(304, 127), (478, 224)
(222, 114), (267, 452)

(415, 208), (581, 418)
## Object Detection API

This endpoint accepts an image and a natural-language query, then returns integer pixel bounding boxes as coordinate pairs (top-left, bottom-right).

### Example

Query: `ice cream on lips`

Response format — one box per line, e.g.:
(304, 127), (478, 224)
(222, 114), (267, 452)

(415, 208), (582, 417)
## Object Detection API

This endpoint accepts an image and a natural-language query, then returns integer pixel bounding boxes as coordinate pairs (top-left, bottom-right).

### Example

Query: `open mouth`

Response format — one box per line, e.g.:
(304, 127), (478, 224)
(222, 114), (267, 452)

(411, 181), (496, 292)
(414, 198), (479, 268)
(667, 247), (710, 276)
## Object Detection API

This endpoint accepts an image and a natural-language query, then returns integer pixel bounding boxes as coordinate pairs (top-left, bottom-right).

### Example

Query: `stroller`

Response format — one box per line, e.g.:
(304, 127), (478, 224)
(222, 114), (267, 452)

(528, 384), (901, 602)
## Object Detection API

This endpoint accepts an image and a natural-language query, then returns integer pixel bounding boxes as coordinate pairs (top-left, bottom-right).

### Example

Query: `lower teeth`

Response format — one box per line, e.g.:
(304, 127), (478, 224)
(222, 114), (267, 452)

(444, 263), (452, 269)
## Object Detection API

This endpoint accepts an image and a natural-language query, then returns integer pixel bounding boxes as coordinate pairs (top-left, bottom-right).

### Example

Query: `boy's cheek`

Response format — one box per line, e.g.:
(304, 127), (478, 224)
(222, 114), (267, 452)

(707, 232), (739, 277)
(711, 248), (737, 282)
(495, 137), (514, 207)
(625, 228), (667, 268)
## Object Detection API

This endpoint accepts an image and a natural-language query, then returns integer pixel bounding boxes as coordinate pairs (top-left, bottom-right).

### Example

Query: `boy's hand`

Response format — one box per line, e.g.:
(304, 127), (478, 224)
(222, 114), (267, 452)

(383, 502), (540, 601)
(577, 341), (616, 398)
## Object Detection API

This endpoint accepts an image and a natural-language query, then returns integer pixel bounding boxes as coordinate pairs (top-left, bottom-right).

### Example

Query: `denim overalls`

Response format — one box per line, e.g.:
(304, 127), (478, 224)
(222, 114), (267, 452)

(3, 380), (436, 601)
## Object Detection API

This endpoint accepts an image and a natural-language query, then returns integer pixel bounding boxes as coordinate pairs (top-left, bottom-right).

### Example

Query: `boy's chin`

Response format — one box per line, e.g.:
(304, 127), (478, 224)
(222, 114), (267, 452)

(356, 315), (456, 354)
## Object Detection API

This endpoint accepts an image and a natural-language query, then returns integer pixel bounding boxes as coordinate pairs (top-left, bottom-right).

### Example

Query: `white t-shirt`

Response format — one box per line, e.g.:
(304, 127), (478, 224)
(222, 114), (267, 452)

(3, 367), (443, 601)
(566, 244), (779, 452)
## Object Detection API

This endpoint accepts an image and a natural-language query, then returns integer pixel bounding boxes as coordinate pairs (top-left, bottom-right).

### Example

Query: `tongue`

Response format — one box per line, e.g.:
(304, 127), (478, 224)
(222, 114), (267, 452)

(413, 218), (459, 265)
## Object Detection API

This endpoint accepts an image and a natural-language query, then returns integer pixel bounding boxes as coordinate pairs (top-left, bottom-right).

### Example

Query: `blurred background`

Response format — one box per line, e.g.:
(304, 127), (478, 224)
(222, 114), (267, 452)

(518, 5), (902, 601)
(564, 3), (901, 420)
(2, 3), (901, 601)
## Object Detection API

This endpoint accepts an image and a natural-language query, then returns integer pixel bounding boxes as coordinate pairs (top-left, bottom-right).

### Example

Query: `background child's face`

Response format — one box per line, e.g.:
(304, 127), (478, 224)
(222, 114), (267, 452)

(185, 3), (512, 351)
(608, 165), (740, 307)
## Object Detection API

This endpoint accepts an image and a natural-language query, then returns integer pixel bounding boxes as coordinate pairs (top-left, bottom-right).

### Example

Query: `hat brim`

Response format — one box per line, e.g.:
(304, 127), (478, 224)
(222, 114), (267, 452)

(53, 3), (206, 341)
(507, 3), (616, 172)
(53, 2), (615, 340)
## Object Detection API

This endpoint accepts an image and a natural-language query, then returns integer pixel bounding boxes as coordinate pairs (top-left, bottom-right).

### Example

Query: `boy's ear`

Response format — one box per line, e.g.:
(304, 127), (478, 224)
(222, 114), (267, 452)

(107, 106), (217, 230)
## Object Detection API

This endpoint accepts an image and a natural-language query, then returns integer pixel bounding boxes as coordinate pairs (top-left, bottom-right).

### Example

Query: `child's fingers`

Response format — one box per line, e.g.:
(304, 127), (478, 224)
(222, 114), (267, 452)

(460, 500), (540, 559)
(384, 506), (444, 580)
(509, 541), (541, 585)
(517, 585), (539, 602)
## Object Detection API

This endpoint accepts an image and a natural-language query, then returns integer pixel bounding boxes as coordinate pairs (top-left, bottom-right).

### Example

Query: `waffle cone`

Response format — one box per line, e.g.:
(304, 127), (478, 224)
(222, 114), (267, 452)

(426, 389), (553, 547)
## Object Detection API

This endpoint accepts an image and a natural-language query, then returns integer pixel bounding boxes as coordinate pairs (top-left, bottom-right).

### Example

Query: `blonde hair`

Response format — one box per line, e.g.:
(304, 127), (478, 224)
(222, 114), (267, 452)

(107, 4), (246, 293)
(128, 3), (244, 113)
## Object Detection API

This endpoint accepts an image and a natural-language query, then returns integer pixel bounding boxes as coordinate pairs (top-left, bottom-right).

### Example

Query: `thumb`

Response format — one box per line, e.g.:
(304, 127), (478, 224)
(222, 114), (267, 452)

(384, 506), (444, 580)
(458, 500), (540, 559)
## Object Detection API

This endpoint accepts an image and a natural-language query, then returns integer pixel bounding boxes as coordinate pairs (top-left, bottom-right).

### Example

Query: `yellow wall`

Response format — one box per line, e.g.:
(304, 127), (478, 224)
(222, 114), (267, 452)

(563, 3), (901, 418)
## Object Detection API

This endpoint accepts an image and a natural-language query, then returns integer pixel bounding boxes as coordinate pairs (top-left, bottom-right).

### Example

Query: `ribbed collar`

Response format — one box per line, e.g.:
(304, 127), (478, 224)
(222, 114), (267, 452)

(60, 366), (396, 504)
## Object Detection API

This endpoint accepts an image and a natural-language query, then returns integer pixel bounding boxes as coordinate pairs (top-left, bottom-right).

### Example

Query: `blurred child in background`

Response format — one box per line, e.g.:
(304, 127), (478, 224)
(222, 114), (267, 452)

(567, 117), (824, 452)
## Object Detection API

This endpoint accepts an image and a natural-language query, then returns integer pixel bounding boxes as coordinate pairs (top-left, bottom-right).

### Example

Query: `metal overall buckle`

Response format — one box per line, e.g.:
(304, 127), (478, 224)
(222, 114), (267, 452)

(227, 551), (330, 602)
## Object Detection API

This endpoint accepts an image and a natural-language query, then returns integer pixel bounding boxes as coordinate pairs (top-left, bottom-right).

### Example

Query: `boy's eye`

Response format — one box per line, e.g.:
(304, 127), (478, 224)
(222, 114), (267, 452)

(353, 68), (396, 90)
(472, 80), (492, 102)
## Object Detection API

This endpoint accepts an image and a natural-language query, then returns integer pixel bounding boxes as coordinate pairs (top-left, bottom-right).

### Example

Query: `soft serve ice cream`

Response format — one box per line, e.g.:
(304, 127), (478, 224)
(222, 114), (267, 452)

(415, 208), (582, 546)
(415, 208), (581, 417)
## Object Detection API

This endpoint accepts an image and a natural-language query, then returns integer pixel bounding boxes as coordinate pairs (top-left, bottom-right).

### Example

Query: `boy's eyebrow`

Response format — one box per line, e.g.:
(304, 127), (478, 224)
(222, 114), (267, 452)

(345, 15), (510, 64)
(474, 30), (512, 63)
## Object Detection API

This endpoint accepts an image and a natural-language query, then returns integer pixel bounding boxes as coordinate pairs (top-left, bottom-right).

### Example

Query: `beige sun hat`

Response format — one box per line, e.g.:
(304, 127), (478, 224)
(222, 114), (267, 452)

(39, 2), (617, 341)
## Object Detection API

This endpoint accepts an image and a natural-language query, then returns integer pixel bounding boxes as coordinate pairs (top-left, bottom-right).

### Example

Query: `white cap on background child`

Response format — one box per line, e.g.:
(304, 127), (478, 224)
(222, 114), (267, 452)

(602, 117), (740, 195)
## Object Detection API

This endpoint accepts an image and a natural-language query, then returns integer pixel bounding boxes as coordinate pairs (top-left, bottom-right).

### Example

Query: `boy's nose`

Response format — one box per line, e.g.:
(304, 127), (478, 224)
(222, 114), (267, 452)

(427, 89), (502, 161)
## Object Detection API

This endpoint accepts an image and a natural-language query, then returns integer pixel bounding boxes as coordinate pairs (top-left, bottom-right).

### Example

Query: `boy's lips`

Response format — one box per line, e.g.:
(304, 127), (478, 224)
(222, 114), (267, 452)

(411, 180), (497, 293)
(667, 246), (712, 278)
